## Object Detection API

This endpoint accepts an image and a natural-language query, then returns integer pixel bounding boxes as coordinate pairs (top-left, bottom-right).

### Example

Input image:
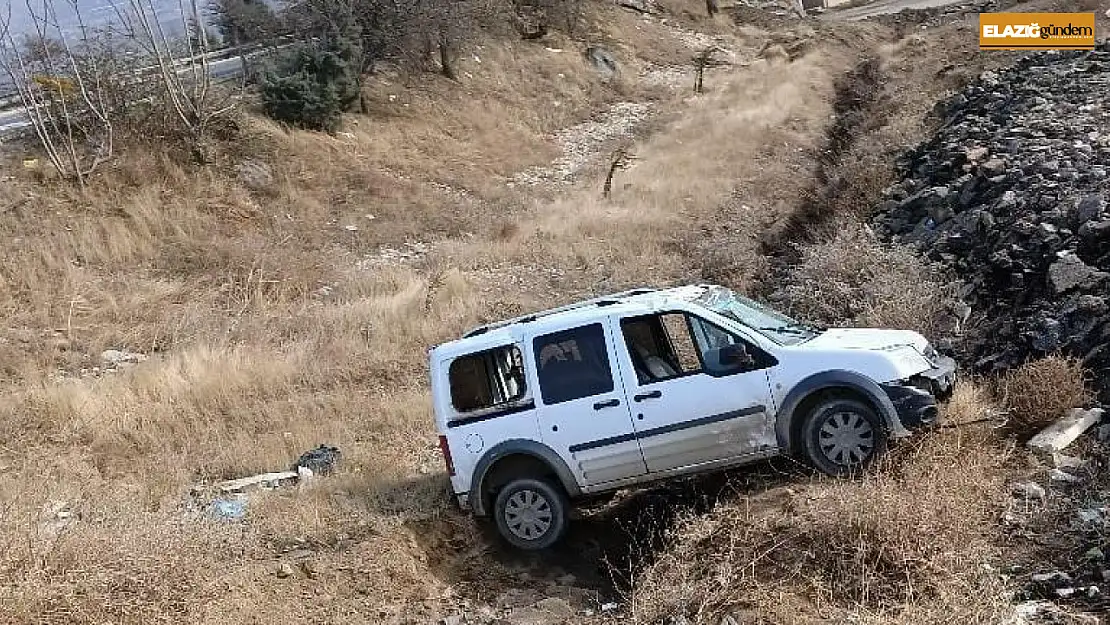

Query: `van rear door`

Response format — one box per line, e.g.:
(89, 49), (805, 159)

(527, 321), (648, 487)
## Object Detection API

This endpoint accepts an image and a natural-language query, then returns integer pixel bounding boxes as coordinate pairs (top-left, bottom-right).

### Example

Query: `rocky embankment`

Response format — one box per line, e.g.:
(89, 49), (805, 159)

(874, 43), (1110, 401)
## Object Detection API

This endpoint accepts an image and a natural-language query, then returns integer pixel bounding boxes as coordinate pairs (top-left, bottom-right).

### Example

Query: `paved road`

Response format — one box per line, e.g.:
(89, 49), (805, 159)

(0, 107), (31, 134)
(820, 0), (966, 21)
(6, 0), (193, 38)
(0, 53), (250, 138)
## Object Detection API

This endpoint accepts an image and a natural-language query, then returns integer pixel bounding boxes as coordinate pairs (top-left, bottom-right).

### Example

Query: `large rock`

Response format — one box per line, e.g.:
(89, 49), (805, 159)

(1078, 219), (1110, 241)
(615, 0), (658, 13)
(1072, 193), (1105, 226)
(507, 597), (576, 625)
(1047, 253), (1108, 295)
(584, 46), (619, 79)
(100, 349), (147, 365)
(1028, 408), (1104, 457)
(236, 159), (275, 193)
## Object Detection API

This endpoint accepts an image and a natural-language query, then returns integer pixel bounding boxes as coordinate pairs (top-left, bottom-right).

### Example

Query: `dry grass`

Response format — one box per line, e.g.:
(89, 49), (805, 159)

(776, 223), (958, 338)
(995, 356), (1094, 435)
(629, 385), (1011, 625)
(943, 378), (999, 426)
(426, 37), (855, 301)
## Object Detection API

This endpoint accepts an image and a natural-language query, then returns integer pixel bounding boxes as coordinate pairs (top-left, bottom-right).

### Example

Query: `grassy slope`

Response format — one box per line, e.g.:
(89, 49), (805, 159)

(0, 3), (842, 622)
(0, 0), (1089, 623)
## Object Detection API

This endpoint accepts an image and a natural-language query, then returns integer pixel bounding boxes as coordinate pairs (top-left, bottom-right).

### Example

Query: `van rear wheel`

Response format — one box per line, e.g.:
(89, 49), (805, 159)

(493, 477), (569, 551)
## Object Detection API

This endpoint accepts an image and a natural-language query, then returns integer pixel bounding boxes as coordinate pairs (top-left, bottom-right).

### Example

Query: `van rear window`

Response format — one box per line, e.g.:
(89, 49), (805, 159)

(532, 323), (614, 405)
(448, 345), (527, 413)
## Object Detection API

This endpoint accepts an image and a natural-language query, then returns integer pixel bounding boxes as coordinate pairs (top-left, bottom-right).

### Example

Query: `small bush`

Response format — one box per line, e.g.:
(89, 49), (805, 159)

(260, 39), (362, 132)
(996, 355), (1092, 434)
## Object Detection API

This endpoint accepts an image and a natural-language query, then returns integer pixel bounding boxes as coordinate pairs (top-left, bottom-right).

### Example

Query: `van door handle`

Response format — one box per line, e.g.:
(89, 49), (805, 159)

(634, 390), (662, 402)
(593, 399), (621, 410)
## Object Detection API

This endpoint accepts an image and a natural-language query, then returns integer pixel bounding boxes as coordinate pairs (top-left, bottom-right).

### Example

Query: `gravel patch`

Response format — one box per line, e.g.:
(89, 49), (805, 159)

(510, 101), (653, 187)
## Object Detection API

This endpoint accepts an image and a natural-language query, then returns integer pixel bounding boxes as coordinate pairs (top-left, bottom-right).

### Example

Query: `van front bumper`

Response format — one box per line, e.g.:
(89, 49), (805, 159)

(882, 383), (940, 429)
(882, 356), (957, 430)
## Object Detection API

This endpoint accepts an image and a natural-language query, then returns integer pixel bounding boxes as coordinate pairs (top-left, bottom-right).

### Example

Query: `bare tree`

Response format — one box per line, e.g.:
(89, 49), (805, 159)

(510, 0), (581, 39)
(603, 148), (635, 199)
(693, 45), (728, 94)
(108, 0), (238, 160)
(421, 0), (504, 80)
(207, 0), (283, 47)
(0, 0), (114, 189)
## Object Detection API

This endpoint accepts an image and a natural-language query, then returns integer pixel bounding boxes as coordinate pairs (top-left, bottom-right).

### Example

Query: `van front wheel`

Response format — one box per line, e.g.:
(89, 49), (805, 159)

(801, 397), (887, 476)
(493, 477), (569, 551)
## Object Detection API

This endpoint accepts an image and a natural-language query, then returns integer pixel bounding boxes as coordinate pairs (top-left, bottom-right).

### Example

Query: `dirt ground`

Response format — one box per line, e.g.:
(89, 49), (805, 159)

(0, 0), (1106, 623)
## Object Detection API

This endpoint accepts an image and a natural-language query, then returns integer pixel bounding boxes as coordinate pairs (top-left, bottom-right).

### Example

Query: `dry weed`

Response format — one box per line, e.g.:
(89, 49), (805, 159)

(942, 378), (999, 425)
(631, 411), (1011, 625)
(825, 146), (898, 219)
(777, 223), (957, 338)
(995, 355), (1093, 434)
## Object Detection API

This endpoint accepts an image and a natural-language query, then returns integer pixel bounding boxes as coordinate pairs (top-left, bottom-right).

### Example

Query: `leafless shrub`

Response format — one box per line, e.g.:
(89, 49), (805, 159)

(602, 147), (635, 198)
(287, 0), (505, 81)
(692, 46), (728, 94)
(0, 1), (115, 188)
(995, 355), (1093, 434)
(513, 0), (583, 36)
(412, 0), (510, 79)
(110, 0), (240, 160)
(826, 147), (898, 219)
(0, 0), (240, 184)
(777, 223), (958, 338)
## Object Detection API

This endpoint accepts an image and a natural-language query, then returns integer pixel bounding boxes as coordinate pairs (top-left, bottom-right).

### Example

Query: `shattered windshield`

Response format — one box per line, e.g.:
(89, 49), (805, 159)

(694, 287), (823, 346)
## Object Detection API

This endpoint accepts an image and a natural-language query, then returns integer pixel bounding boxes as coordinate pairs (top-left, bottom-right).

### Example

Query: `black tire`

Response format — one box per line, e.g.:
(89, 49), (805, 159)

(492, 477), (569, 551)
(801, 396), (888, 477)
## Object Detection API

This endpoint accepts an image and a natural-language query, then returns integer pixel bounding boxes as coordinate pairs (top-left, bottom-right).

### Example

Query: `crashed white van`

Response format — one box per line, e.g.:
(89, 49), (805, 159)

(428, 284), (956, 550)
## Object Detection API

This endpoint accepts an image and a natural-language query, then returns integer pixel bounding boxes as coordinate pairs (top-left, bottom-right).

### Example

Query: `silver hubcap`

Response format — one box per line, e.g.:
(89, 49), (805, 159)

(819, 410), (875, 466)
(504, 489), (553, 541)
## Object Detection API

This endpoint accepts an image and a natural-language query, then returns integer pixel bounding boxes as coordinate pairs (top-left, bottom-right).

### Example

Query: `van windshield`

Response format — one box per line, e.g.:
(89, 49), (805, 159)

(694, 286), (823, 346)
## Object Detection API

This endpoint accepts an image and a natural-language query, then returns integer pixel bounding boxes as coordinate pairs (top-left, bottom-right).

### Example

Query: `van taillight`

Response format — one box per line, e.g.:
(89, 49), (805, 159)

(438, 435), (456, 476)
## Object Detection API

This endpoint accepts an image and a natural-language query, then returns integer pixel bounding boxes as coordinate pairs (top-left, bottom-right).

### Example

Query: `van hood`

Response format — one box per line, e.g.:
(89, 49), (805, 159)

(803, 328), (930, 354)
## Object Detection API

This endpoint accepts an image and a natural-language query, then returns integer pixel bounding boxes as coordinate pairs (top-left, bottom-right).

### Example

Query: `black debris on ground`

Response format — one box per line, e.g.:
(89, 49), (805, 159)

(293, 444), (342, 475)
(873, 43), (1110, 402)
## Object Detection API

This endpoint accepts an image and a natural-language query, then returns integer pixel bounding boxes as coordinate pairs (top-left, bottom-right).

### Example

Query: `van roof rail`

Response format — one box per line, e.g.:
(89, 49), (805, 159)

(461, 287), (657, 339)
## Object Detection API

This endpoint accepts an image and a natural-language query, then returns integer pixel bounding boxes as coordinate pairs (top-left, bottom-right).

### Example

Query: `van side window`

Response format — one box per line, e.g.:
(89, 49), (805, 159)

(449, 345), (527, 413)
(533, 323), (615, 405)
(621, 314), (702, 384)
(688, 315), (774, 375)
(622, 312), (774, 382)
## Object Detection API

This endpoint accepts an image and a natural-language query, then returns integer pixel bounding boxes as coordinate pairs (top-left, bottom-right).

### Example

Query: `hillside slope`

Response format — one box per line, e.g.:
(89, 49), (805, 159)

(0, 1), (1104, 623)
